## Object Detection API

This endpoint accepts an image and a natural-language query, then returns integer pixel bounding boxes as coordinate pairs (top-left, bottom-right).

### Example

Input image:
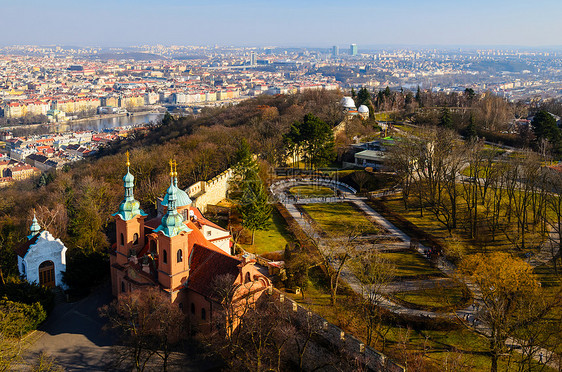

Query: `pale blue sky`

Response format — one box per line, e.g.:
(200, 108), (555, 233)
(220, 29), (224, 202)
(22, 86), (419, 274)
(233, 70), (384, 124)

(1, 0), (560, 47)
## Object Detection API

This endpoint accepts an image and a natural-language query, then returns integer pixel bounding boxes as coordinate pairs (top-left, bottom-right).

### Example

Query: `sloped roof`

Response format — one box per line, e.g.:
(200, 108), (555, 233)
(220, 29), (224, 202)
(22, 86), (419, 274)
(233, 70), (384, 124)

(187, 243), (241, 299)
(15, 234), (39, 258)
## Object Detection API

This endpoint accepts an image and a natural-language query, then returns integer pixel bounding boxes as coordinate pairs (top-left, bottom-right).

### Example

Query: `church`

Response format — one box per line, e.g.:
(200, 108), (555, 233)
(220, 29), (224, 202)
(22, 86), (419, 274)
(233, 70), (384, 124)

(16, 215), (68, 289)
(110, 154), (271, 330)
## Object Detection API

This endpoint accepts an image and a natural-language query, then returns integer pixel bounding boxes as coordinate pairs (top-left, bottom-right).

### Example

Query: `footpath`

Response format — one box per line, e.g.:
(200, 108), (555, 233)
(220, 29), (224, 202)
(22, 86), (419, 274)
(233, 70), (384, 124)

(281, 192), (560, 369)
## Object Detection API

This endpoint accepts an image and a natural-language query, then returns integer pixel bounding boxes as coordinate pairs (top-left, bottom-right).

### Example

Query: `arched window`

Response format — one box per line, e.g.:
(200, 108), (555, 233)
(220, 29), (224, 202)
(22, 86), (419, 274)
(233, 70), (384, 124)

(177, 249), (183, 263)
(245, 272), (251, 283)
(162, 250), (168, 264)
(121, 281), (126, 293)
(191, 303), (195, 314)
(201, 308), (206, 320)
(120, 233), (124, 246)
(133, 233), (139, 245)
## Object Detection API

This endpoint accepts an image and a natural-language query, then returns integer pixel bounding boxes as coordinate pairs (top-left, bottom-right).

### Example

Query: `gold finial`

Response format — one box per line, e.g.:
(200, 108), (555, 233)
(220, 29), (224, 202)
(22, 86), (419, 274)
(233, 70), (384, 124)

(173, 160), (178, 178)
(169, 159), (174, 177)
(126, 151), (130, 168)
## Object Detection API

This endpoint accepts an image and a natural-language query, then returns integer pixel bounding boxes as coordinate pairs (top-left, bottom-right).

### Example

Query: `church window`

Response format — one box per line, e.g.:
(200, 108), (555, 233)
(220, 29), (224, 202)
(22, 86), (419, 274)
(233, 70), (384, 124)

(245, 272), (251, 283)
(120, 233), (124, 246)
(201, 308), (206, 320)
(207, 231), (212, 237)
(191, 303), (195, 314)
(121, 281), (125, 293)
(177, 249), (183, 263)
(133, 233), (139, 245)
(163, 250), (168, 264)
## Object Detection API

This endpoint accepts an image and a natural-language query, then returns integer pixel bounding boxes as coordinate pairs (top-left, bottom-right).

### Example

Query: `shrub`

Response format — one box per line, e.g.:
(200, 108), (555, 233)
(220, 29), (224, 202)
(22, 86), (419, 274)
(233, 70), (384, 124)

(0, 278), (54, 314)
(0, 300), (47, 337)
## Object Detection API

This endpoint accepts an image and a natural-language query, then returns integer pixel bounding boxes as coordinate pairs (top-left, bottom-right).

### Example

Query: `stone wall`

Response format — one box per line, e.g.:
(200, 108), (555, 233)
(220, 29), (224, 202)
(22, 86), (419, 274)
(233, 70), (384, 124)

(271, 289), (405, 372)
(187, 168), (233, 213)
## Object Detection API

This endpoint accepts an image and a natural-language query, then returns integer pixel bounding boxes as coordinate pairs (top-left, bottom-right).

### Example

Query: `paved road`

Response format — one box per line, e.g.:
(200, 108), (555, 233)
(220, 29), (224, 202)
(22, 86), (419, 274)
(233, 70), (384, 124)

(24, 284), (115, 371)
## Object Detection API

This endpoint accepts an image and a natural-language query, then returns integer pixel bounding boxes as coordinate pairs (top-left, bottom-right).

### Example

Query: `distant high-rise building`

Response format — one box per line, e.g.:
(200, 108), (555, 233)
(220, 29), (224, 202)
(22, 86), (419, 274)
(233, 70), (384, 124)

(350, 44), (358, 56)
(250, 51), (257, 66)
(332, 45), (339, 57)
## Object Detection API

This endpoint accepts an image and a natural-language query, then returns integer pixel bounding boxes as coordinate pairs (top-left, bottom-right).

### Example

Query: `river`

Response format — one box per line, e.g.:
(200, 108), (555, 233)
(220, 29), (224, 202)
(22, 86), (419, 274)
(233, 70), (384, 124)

(7, 112), (165, 135)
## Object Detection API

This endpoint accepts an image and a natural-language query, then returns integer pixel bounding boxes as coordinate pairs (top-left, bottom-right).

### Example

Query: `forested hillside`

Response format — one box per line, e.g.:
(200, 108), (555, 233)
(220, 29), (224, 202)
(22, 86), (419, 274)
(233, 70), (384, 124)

(0, 90), (345, 283)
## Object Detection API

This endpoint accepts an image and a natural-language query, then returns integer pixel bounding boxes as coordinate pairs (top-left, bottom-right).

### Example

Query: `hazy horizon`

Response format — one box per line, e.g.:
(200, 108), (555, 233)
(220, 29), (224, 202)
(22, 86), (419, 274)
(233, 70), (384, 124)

(1, 0), (561, 48)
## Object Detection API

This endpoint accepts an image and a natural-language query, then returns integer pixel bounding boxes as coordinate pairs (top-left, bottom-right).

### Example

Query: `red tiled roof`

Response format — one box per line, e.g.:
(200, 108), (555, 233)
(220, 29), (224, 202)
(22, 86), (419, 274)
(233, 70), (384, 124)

(15, 234), (39, 258)
(187, 243), (241, 298)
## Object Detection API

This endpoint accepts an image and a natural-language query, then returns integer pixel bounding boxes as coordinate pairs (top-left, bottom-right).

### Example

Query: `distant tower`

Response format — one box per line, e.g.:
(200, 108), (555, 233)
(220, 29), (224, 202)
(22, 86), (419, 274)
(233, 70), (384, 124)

(350, 43), (358, 56)
(332, 45), (339, 57)
(250, 52), (257, 66)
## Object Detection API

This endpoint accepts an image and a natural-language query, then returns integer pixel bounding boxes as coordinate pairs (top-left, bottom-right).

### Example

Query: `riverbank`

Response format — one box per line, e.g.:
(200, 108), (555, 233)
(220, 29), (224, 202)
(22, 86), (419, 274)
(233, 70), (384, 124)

(1, 109), (162, 131)
(2, 111), (165, 135)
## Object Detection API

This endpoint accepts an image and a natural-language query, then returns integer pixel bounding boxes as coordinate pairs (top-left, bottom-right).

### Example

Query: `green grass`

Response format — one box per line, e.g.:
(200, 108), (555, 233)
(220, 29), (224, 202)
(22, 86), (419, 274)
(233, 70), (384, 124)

(241, 208), (292, 255)
(289, 185), (335, 198)
(285, 267), (552, 371)
(377, 193), (547, 256)
(379, 250), (444, 280)
(300, 202), (380, 236)
(392, 283), (471, 311)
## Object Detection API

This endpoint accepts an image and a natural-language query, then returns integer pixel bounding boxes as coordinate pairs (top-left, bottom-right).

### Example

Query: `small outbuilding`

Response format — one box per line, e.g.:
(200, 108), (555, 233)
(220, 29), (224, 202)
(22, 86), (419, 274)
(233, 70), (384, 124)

(15, 215), (67, 288)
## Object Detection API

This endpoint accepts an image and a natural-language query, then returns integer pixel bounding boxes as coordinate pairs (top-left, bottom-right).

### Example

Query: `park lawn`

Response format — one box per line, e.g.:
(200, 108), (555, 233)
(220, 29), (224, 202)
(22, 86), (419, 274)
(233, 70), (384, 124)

(241, 209), (292, 255)
(300, 202), (381, 236)
(379, 250), (445, 280)
(392, 283), (471, 311)
(289, 185), (335, 198)
(378, 192), (547, 256)
(286, 267), (547, 371)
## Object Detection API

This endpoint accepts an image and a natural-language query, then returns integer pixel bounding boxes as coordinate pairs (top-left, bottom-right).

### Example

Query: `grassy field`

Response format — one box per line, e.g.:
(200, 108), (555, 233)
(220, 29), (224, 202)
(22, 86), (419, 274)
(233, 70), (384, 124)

(376, 193), (547, 256)
(286, 267), (551, 371)
(241, 208), (292, 255)
(289, 185), (335, 198)
(379, 250), (444, 280)
(392, 283), (471, 311)
(300, 202), (381, 236)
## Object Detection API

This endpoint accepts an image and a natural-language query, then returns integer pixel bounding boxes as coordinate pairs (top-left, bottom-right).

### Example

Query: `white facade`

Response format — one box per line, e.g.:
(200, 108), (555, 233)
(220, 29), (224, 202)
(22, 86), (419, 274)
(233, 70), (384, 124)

(201, 224), (231, 255)
(18, 230), (68, 289)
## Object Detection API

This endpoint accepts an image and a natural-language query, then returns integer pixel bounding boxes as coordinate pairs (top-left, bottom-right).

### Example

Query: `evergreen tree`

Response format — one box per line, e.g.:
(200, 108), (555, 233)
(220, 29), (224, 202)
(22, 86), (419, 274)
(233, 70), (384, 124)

(283, 114), (335, 169)
(464, 87), (476, 101)
(466, 114), (478, 140)
(439, 108), (453, 129)
(356, 87), (371, 107)
(239, 172), (272, 245)
(532, 110), (561, 147)
(162, 111), (174, 126)
(232, 139), (258, 182)
(351, 88), (356, 98)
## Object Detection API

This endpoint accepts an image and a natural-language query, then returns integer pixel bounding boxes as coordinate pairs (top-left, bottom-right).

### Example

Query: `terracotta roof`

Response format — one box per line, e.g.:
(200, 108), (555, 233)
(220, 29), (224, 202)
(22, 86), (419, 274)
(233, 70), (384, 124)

(187, 243), (241, 298)
(15, 234), (39, 258)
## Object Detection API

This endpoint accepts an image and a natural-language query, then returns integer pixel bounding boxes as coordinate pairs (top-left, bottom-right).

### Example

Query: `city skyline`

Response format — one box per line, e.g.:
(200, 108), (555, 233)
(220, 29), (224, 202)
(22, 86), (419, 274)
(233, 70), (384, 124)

(1, 0), (562, 48)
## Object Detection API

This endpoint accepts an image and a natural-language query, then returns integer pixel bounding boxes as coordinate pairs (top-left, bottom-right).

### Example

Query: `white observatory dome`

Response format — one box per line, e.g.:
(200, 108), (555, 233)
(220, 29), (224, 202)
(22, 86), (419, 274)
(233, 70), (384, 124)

(340, 96), (356, 109)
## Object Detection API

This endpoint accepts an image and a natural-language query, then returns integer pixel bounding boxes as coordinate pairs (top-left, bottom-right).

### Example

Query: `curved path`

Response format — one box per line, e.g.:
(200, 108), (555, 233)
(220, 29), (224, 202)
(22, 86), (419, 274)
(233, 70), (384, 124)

(270, 178), (356, 204)
(277, 184), (559, 368)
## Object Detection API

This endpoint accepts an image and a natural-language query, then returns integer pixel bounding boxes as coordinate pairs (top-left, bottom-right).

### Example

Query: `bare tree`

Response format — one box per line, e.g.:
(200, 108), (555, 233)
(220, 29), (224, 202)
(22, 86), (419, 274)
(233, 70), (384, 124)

(99, 287), (187, 372)
(350, 252), (396, 349)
